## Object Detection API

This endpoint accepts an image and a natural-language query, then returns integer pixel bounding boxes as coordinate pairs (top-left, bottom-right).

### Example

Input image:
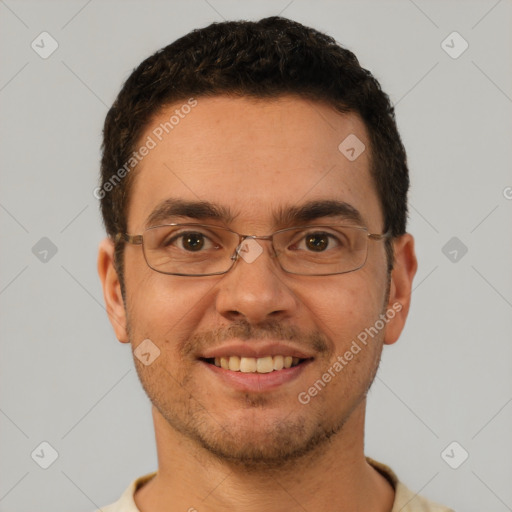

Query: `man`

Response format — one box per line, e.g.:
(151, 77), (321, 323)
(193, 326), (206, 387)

(96, 16), (453, 512)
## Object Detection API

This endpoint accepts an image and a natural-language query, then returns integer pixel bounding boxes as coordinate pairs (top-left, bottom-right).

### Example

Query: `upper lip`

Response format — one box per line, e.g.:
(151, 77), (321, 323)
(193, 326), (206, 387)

(199, 342), (315, 360)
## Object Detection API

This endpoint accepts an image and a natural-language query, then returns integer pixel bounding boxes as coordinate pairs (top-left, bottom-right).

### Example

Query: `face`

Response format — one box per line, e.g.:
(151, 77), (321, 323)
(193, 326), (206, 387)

(99, 95), (416, 469)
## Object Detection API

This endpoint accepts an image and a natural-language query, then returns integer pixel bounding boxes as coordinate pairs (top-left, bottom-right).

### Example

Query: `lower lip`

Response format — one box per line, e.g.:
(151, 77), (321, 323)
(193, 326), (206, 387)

(200, 359), (313, 392)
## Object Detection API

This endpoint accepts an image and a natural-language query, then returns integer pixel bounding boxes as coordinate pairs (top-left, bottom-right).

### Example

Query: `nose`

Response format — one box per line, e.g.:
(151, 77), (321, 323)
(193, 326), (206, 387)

(215, 238), (298, 325)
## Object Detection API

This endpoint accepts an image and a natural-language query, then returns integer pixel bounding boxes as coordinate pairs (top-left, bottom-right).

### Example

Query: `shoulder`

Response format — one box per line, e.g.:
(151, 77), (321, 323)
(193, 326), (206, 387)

(366, 457), (455, 512)
(393, 480), (455, 512)
(94, 471), (157, 512)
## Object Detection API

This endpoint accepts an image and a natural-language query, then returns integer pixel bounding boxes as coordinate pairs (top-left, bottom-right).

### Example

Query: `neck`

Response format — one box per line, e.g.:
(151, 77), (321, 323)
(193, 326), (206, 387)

(134, 401), (395, 512)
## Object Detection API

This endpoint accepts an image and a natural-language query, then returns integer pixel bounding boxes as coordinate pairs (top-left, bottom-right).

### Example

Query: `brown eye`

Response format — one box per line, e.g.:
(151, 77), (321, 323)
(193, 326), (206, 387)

(305, 234), (330, 251)
(180, 233), (205, 251)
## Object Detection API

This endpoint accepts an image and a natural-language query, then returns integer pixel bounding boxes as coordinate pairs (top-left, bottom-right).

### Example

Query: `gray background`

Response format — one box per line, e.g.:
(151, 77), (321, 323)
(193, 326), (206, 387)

(1, 1), (511, 511)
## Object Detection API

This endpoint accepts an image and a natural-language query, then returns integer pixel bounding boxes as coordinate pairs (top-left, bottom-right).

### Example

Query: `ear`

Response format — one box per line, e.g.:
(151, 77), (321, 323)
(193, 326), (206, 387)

(383, 233), (418, 345)
(97, 238), (129, 343)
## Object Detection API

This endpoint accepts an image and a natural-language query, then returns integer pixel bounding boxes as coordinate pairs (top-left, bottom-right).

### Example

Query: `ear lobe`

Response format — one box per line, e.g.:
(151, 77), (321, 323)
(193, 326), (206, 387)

(97, 238), (129, 343)
(383, 233), (418, 346)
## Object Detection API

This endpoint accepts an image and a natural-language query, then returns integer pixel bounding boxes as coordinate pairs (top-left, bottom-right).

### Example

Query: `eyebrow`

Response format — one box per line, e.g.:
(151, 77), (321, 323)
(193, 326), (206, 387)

(144, 198), (365, 229)
(274, 200), (365, 227)
(144, 199), (236, 228)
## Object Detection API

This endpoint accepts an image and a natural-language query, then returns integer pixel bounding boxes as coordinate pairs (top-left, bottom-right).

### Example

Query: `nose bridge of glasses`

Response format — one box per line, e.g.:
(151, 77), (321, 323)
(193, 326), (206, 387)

(239, 234), (274, 242)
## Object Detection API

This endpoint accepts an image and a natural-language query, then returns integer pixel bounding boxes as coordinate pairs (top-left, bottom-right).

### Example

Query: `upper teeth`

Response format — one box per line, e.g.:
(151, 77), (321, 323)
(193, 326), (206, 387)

(213, 355), (301, 373)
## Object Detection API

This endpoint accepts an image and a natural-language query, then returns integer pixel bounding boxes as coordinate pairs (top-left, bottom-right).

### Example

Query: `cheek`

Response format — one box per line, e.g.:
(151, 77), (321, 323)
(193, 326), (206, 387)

(301, 272), (385, 340)
(299, 277), (386, 402)
(126, 270), (214, 347)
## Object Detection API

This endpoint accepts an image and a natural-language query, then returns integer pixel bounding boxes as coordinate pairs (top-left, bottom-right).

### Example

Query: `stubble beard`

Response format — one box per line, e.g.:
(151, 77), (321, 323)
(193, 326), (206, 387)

(126, 274), (390, 471)
(131, 334), (383, 473)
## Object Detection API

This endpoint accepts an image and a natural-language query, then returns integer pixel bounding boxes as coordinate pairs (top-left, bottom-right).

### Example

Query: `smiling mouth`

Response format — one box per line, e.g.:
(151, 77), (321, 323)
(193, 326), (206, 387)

(201, 355), (311, 373)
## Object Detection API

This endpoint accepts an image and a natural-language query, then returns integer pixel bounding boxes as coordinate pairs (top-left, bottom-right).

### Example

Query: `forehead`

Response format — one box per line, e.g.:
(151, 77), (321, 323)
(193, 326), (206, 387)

(127, 95), (383, 233)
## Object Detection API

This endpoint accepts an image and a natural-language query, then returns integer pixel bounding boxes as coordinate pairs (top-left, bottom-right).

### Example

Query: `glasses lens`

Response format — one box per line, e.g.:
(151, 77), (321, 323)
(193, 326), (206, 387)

(274, 225), (368, 275)
(142, 225), (238, 275)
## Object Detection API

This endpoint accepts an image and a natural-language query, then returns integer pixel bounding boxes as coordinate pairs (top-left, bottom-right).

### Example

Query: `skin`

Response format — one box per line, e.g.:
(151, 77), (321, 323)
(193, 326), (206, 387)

(98, 95), (417, 512)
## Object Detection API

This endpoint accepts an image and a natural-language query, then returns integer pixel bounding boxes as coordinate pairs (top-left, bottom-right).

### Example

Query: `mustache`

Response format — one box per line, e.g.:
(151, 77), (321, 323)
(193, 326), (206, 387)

(181, 319), (330, 358)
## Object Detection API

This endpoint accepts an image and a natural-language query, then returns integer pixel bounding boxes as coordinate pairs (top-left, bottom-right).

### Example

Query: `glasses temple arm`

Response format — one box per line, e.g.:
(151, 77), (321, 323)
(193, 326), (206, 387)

(114, 233), (143, 245)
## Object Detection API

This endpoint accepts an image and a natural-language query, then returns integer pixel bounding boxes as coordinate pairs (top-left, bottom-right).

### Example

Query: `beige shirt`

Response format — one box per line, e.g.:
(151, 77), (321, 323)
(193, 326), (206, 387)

(96, 457), (454, 512)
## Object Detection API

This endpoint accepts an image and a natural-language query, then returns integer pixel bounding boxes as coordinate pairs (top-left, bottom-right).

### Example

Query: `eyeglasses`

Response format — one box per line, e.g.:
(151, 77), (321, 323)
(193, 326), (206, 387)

(115, 223), (391, 277)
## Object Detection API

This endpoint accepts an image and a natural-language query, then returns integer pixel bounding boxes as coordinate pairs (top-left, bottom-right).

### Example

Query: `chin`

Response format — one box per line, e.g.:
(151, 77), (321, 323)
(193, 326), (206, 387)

(178, 405), (345, 471)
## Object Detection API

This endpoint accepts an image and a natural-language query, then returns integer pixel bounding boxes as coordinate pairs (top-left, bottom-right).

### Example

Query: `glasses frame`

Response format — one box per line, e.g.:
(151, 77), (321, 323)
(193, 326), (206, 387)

(115, 223), (391, 277)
